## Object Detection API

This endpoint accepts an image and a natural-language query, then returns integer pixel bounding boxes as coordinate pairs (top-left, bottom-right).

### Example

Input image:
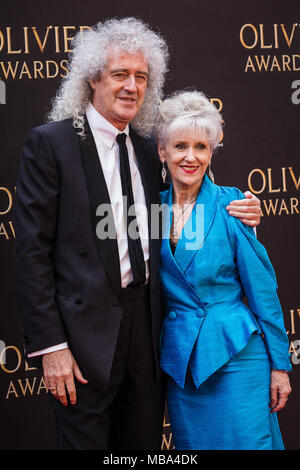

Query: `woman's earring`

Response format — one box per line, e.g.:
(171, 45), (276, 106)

(208, 163), (215, 183)
(161, 161), (167, 184)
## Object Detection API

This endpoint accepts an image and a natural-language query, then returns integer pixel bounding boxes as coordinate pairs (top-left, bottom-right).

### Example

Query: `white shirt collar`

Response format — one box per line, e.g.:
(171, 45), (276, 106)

(85, 102), (129, 149)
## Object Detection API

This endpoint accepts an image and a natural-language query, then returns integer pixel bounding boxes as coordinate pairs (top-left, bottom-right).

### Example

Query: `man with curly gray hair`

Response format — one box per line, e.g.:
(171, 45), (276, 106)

(14, 16), (261, 450)
(14, 17), (169, 450)
(48, 17), (168, 138)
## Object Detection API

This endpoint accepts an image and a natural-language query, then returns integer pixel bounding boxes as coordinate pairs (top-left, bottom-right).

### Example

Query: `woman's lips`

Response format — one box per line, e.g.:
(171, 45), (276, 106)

(180, 166), (199, 174)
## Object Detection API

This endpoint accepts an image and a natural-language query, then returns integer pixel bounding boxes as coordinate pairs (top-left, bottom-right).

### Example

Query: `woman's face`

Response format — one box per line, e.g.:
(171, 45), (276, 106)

(158, 128), (212, 194)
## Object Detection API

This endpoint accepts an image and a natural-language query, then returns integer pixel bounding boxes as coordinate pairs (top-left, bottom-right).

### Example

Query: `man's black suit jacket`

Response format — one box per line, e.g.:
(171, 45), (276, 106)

(13, 118), (164, 391)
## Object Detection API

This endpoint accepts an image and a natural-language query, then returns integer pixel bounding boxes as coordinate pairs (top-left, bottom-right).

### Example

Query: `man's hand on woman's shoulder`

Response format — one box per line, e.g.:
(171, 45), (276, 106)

(226, 191), (261, 227)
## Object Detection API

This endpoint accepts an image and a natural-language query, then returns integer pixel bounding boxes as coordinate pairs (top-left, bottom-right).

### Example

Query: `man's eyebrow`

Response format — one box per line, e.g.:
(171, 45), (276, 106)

(110, 68), (149, 76)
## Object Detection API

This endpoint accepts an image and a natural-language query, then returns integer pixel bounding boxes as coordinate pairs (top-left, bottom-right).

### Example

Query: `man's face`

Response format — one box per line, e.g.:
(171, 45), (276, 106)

(90, 49), (149, 130)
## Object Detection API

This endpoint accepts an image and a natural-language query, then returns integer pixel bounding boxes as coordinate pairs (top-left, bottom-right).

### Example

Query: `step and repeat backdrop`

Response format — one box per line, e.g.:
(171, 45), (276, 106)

(0, 0), (299, 450)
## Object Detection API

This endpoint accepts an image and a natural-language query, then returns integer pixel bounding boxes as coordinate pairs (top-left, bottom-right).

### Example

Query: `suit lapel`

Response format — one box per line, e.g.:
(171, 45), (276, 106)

(79, 119), (122, 300)
(130, 128), (161, 293)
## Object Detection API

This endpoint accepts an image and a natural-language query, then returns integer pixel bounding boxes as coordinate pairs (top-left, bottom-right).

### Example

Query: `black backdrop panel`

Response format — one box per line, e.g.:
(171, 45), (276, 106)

(0, 0), (299, 450)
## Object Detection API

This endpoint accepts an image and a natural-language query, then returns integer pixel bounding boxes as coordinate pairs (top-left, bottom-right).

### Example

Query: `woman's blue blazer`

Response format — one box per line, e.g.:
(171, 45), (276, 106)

(159, 175), (291, 389)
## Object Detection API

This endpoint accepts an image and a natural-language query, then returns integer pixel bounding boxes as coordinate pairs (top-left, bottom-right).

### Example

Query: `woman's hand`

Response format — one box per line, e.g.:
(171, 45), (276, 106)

(270, 370), (292, 413)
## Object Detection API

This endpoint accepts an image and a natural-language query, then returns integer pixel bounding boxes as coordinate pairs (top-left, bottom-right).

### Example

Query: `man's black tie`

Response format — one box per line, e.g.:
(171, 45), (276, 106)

(117, 133), (146, 286)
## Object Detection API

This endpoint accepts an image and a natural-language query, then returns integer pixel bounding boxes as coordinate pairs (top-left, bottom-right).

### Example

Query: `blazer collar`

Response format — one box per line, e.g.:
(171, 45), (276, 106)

(161, 174), (220, 273)
(85, 102), (129, 149)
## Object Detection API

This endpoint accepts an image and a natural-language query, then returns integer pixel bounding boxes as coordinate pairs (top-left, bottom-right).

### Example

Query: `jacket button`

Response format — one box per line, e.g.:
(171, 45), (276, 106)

(169, 311), (177, 321)
(75, 298), (82, 305)
(196, 310), (204, 318)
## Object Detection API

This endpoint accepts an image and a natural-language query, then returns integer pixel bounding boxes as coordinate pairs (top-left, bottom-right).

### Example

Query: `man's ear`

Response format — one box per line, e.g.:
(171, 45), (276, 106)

(89, 79), (96, 91)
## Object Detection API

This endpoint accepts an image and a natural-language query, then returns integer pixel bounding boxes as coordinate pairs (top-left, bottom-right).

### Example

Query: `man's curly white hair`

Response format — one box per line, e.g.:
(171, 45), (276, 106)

(48, 17), (169, 137)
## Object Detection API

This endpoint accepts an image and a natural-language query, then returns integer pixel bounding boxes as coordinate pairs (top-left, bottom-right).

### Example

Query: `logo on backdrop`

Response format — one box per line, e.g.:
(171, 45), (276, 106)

(0, 186), (15, 240)
(240, 23), (300, 72)
(248, 166), (299, 217)
(0, 341), (47, 399)
(240, 23), (300, 102)
(210, 98), (224, 146)
(286, 308), (300, 366)
(0, 25), (92, 80)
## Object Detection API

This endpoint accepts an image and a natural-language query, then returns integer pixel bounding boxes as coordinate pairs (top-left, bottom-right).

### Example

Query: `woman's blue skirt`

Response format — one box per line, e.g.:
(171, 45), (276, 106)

(167, 333), (285, 450)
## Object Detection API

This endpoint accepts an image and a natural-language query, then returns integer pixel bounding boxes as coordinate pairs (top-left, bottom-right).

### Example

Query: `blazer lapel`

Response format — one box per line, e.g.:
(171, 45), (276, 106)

(175, 175), (220, 272)
(79, 118), (121, 300)
(161, 175), (220, 275)
(160, 185), (184, 276)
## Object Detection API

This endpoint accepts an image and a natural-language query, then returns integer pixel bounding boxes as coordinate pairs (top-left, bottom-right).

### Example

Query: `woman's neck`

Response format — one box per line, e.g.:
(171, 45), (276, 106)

(173, 179), (203, 207)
